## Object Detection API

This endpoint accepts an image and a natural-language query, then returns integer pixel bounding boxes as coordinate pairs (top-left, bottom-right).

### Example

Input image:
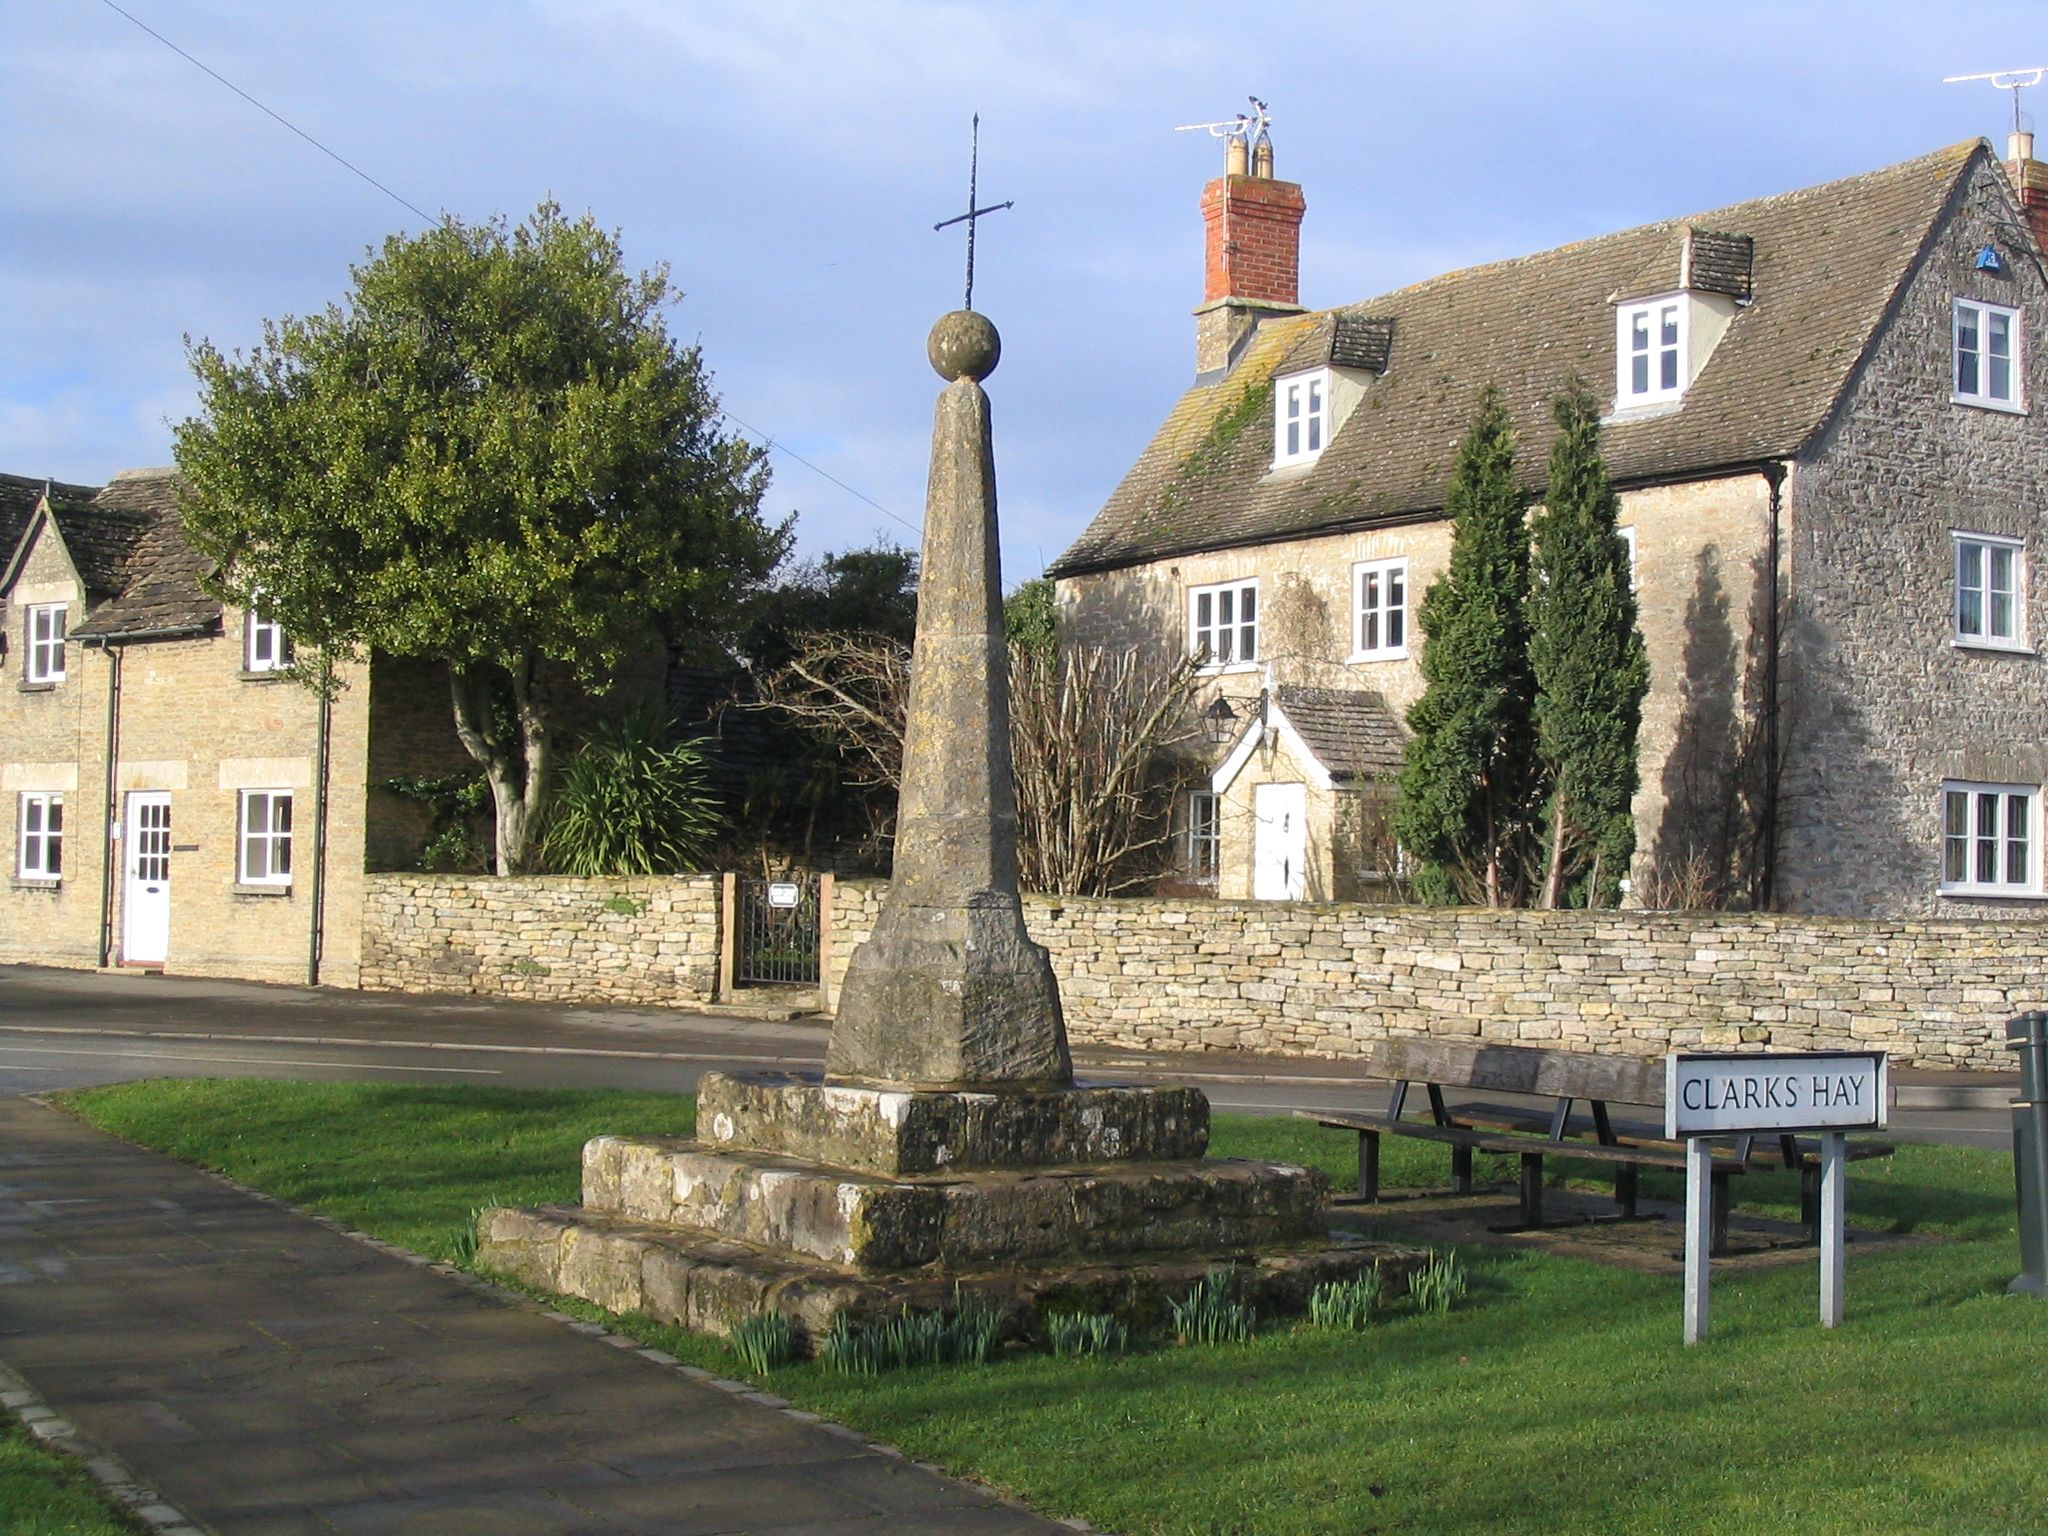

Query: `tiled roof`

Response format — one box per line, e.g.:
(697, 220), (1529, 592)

(1272, 684), (1405, 782)
(0, 471), (103, 578)
(1052, 142), (1985, 577)
(68, 470), (222, 642)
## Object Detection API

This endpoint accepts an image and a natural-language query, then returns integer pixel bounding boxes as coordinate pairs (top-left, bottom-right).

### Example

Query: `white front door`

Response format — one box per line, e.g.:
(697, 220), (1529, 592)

(1253, 782), (1307, 900)
(124, 792), (172, 965)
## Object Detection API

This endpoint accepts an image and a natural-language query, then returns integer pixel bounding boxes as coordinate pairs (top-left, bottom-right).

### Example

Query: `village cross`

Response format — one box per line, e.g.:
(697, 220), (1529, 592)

(932, 113), (1012, 313)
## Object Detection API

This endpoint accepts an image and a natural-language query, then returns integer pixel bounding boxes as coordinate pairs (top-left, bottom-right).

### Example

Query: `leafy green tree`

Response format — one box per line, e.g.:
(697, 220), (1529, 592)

(541, 708), (721, 875)
(740, 542), (918, 673)
(1003, 577), (1058, 660)
(1394, 386), (1536, 906)
(1529, 379), (1650, 907)
(177, 203), (788, 873)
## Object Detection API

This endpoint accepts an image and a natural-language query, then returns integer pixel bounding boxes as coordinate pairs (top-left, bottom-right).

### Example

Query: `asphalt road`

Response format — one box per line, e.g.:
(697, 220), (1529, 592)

(0, 963), (2017, 1147)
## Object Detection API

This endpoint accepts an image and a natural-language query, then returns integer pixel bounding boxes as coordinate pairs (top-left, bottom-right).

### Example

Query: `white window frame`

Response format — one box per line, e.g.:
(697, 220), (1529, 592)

(25, 603), (66, 684)
(243, 599), (294, 674)
(1273, 368), (1330, 468)
(18, 793), (62, 880)
(1953, 298), (2023, 411)
(1940, 781), (2039, 896)
(1350, 557), (1409, 661)
(238, 790), (294, 887)
(1186, 790), (1220, 881)
(1615, 297), (1688, 407)
(1188, 579), (1259, 670)
(1952, 532), (2027, 650)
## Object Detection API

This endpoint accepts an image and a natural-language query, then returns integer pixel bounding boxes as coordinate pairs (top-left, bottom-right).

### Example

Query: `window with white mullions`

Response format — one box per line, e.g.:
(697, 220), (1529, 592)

(1352, 557), (1408, 659)
(1186, 790), (1219, 879)
(244, 597), (294, 673)
(18, 793), (62, 879)
(1273, 370), (1330, 468)
(1617, 298), (1686, 405)
(1941, 781), (2038, 895)
(1189, 580), (1258, 667)
(239, 790), (294, 885)
(25, 604), (66, 683)
(1954, 298), (2022, 409)
(1953, 533), (2025, 648)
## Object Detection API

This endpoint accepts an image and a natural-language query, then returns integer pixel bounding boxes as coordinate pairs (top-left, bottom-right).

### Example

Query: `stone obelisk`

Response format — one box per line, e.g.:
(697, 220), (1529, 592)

(477, 305), (1398, 1345)
(825, 309), (1072, 1090)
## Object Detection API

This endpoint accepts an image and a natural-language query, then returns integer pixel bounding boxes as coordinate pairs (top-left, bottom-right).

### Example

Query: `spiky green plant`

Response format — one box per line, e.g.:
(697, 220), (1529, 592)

(1408, 1249), (1469, 1316)
(540, 705), (722, 875)
(1044, 1311), (1131, 1358)
(728, 1310), (797, 1374)
(1307, 1265), (1382, 1331)
(1169, 1268), (1256, 1346)
(818, 1296), (1005, 1376)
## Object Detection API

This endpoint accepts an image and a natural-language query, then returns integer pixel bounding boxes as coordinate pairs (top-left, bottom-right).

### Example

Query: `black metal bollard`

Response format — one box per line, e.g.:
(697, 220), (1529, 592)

(2007, 1011), (2048, 1296)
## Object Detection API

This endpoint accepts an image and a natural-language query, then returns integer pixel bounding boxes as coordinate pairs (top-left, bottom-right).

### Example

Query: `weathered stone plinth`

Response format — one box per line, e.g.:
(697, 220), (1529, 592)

(699, 1070), (1208, 1175)
(582, 1135), (1324, 1271)
(478, 1067), (1398, 1341)
(482, 1202), (1410, 1341)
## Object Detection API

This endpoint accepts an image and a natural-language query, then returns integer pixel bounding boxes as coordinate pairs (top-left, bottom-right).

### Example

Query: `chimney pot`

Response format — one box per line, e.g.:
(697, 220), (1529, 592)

(1195, 151), (1307, 372)
(1253, 136), (1275, 178)
(2006, 131), (2048, 255)
(1226, 135), (1249, 177)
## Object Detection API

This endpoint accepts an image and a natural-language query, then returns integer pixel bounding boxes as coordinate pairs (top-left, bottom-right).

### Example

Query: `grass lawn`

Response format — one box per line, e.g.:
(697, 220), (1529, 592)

(64, 1079), (2048, 1536)
(0, 1415), (145, 1536)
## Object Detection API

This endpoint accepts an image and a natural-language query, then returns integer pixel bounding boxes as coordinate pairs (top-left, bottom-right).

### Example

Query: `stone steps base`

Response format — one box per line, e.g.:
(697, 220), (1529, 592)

(478, 1203), (1415, 1344)
(584, 1136), (1329, 1269)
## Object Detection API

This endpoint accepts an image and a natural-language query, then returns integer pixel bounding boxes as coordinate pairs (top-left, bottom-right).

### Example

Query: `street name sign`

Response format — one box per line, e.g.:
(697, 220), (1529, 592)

(1665, 1051), (1888, 1138)
(1664, 1049), (1889, 1345)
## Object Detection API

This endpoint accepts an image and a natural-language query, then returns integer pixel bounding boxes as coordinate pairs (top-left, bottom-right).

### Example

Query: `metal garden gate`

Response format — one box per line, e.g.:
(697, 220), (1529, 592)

(733, 874), (822, 987)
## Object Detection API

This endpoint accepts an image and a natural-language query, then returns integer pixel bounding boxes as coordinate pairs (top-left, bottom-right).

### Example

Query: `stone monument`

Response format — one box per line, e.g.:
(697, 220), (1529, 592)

(480, 310), (1395, 1340)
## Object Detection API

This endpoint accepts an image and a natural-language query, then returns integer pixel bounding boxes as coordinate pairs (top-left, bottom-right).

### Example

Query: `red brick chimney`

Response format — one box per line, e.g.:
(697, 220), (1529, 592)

(2008, 131), (2048, 253)
(1194, 134), (1306, 374)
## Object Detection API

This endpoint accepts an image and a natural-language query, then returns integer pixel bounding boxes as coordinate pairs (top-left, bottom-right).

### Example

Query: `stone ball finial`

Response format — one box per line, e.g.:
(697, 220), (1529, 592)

(928, 310), (1000, 382)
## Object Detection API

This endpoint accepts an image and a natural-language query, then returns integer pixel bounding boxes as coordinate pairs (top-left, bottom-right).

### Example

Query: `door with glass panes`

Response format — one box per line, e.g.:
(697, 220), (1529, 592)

(123, 792), (172, 964)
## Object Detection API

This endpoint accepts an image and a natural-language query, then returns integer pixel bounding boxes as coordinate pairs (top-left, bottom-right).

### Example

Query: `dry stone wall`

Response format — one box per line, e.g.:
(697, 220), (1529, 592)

(363, 874), (2038, 1069)
(361, 874), (721, 1004)
(829, 881), (2036, 1071)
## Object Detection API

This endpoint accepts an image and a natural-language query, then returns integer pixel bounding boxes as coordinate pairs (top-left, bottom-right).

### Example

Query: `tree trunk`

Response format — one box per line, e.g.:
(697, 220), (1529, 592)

(1539, 794), (1570, 909)
(448, 658), (555, 875)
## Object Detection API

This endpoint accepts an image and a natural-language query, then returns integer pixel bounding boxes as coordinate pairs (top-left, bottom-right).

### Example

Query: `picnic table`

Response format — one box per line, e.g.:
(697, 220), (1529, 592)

(1305, 1038), (1894, 1254)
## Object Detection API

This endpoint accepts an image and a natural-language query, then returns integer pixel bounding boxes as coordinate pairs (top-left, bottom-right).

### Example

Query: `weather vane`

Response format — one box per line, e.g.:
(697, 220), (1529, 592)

(1944, 67), (2048, 137)
(934, 113), (1012, 313)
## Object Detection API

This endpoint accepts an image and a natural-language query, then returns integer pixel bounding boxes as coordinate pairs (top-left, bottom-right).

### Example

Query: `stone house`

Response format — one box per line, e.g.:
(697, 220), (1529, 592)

(0, 468), (475, 983)
(1051, 133), (2048, 918)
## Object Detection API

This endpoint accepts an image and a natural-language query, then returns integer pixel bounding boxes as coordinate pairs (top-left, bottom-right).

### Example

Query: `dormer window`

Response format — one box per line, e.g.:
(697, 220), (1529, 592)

(1617, 297), (1686, 406)
(25, 604), (66, 684)
(1274, 369), (1328, 467)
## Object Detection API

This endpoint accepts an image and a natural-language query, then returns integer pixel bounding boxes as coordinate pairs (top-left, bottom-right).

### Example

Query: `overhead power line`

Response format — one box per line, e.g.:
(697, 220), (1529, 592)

(94, 0), (912, 533)
(97, 0), (436, 223)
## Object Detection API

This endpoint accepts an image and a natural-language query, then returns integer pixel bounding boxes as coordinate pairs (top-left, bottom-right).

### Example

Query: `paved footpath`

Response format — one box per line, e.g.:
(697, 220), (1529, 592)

(0, 1098), (1072, 1536)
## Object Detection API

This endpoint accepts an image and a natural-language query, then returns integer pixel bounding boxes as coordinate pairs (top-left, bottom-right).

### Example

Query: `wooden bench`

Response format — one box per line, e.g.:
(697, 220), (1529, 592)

(1306, 1038), (1894, 1254)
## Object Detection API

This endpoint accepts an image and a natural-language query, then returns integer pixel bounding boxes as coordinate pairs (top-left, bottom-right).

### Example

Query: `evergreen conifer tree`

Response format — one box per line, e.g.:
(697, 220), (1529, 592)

(1394, 387), (1535, 905)
(1529, 379), (1650, 907)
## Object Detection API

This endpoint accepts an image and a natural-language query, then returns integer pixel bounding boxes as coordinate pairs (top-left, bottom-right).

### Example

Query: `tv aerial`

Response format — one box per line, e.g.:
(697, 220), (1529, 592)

(1175, 96), (1272, 145)
(1944, 67), (2048, 136)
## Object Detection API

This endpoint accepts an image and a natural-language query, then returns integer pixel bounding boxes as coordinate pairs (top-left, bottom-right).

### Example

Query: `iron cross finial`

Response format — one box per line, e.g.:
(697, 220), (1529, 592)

(933, 113), (1013, 312)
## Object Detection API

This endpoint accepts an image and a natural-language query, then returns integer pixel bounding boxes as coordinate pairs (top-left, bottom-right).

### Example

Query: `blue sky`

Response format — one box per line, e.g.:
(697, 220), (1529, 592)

(5, 1), (2041, 586)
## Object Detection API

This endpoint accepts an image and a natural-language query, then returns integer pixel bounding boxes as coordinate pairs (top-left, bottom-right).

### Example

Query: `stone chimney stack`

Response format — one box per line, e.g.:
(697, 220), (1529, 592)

(2009, 131), (2048, 253)
(1194, 135), (1306, 374)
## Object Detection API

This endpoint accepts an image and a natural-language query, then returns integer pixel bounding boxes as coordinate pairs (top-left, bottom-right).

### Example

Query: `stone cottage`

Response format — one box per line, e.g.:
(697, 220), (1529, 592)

(0, 469), (472, 982)
(1051, 133), (2048, 919)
